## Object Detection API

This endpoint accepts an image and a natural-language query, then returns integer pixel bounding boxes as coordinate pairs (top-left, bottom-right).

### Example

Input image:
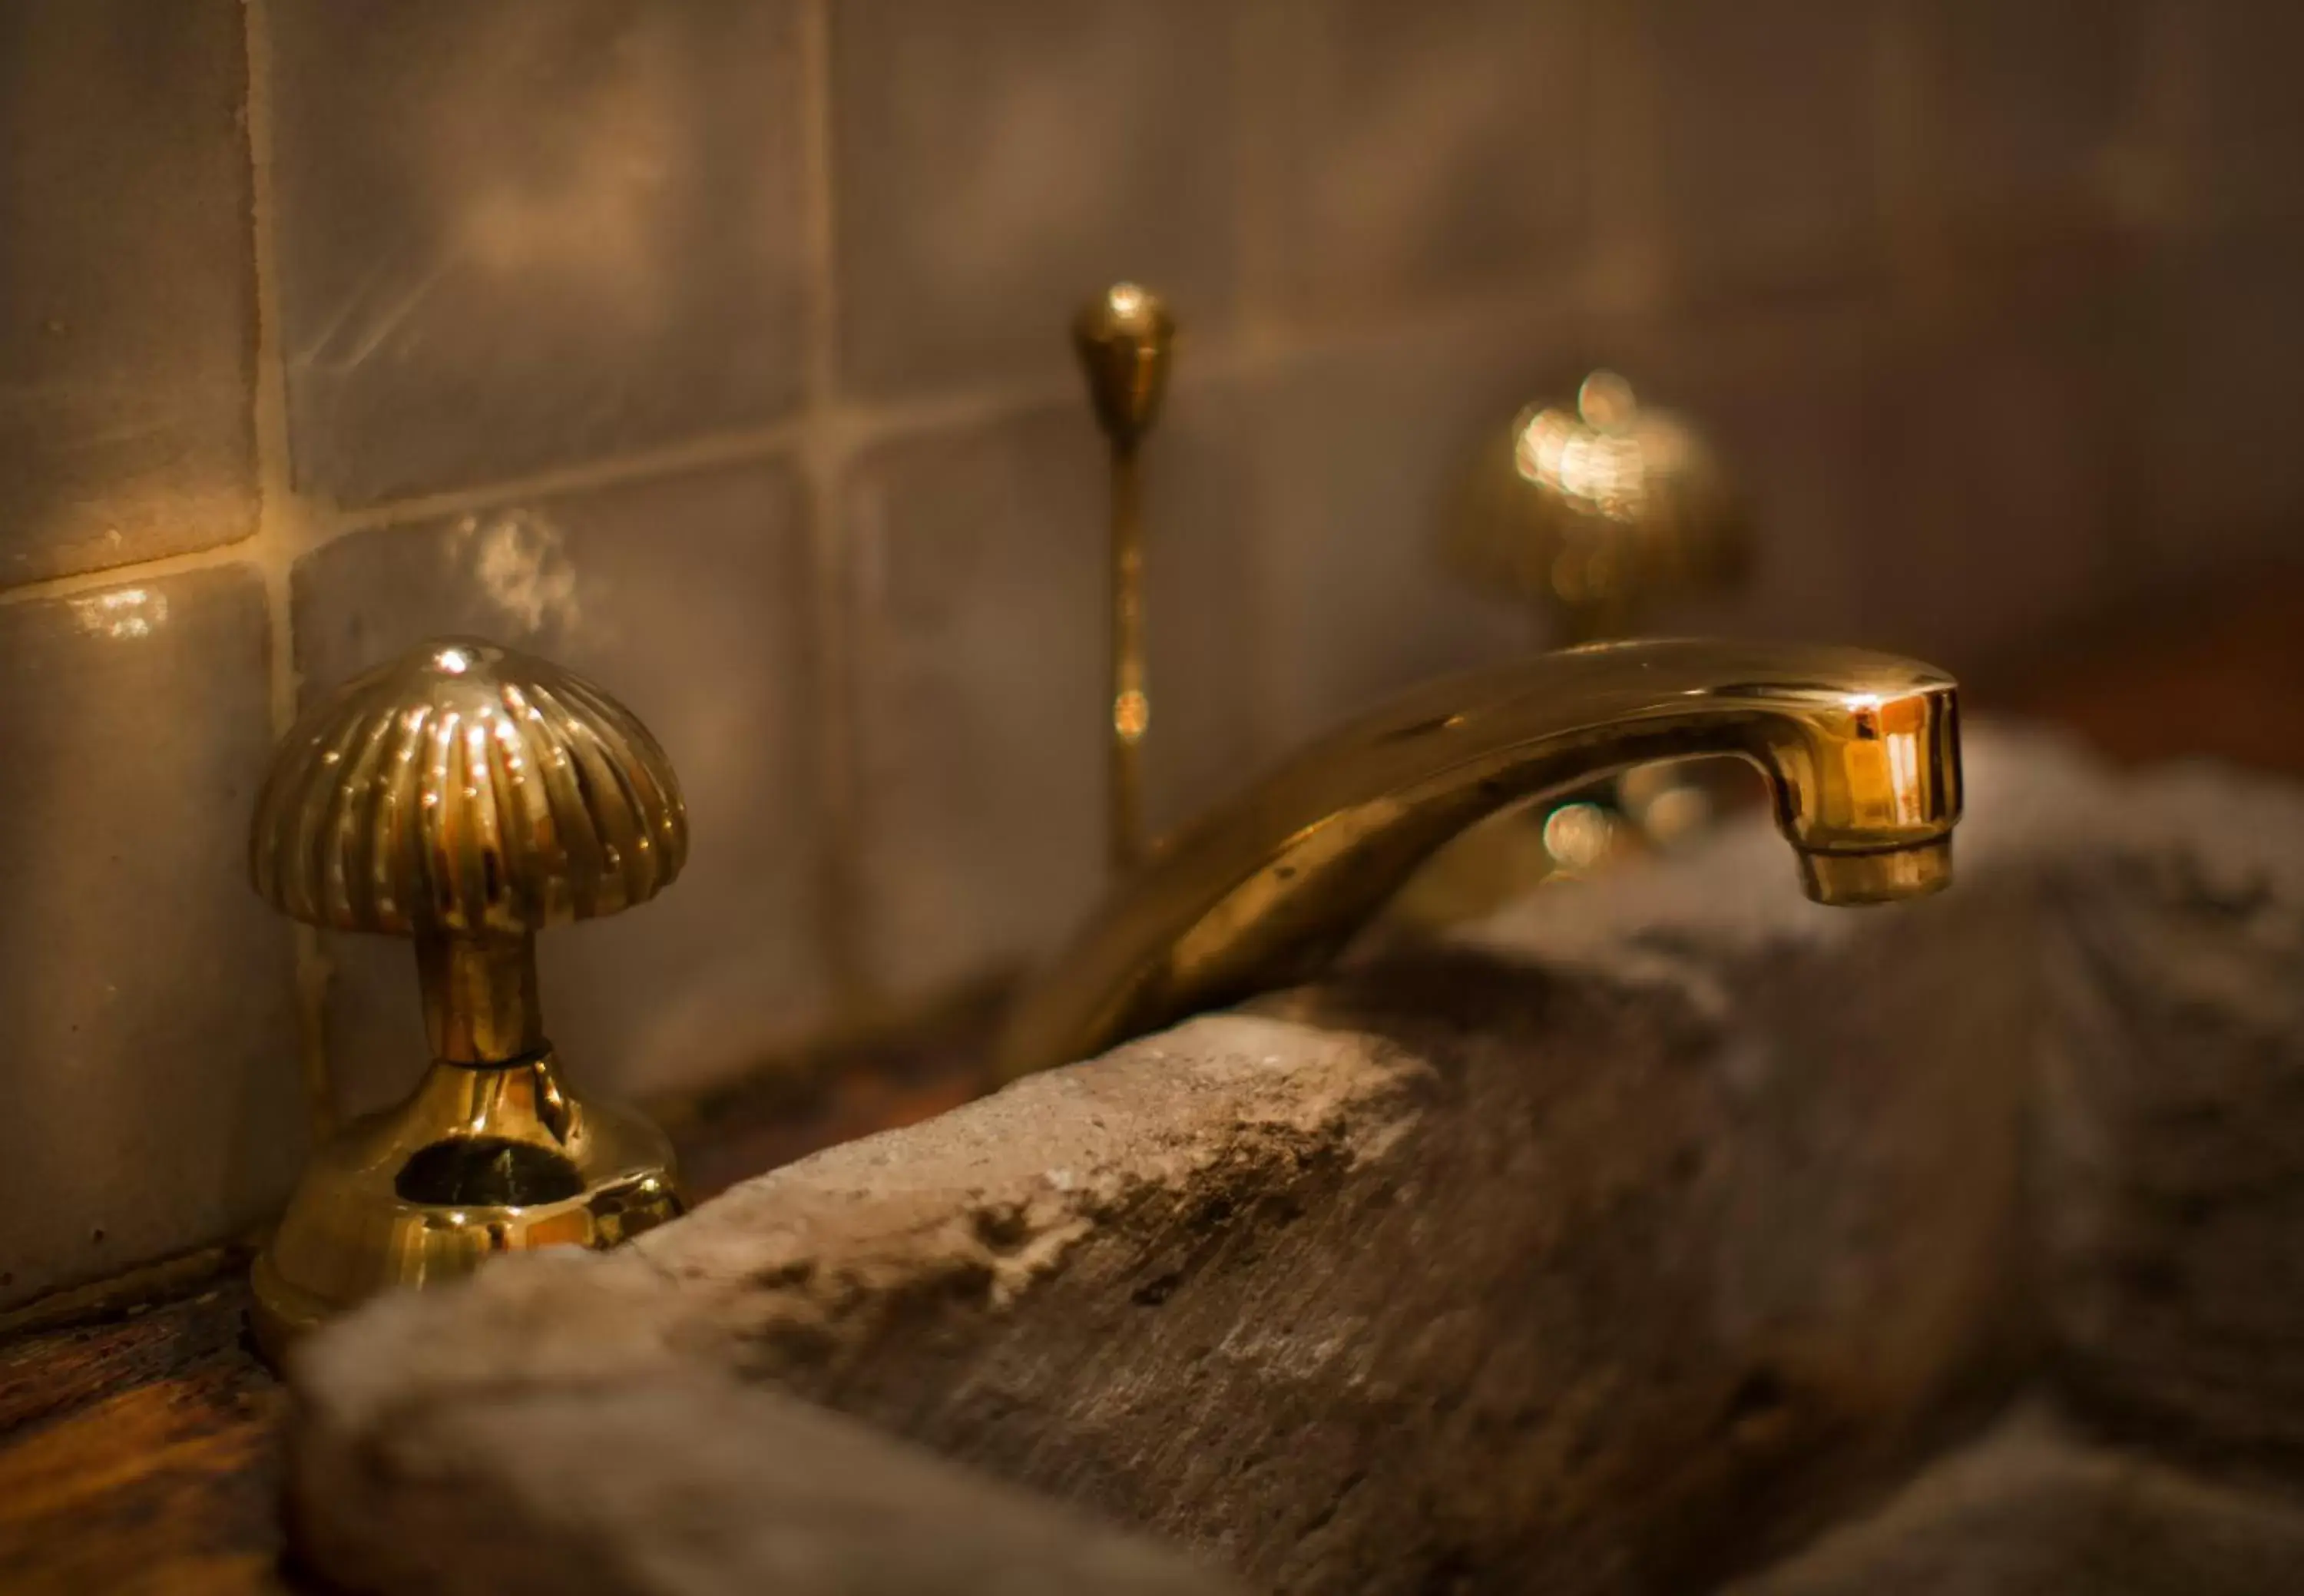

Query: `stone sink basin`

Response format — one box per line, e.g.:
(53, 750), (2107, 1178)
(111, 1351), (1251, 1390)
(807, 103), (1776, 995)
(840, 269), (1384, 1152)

(283, 732), (2304, 1595)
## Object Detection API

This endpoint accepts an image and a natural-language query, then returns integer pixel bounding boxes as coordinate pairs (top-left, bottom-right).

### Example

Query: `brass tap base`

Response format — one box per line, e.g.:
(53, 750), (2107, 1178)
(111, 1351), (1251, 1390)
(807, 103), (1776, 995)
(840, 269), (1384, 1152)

(249, 1048), (682, 1367)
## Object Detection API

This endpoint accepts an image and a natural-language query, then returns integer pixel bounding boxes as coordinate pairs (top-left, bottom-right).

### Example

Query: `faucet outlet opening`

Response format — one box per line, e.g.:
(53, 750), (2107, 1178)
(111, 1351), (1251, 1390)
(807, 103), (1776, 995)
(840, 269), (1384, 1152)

(1797, 838), (1953, 906)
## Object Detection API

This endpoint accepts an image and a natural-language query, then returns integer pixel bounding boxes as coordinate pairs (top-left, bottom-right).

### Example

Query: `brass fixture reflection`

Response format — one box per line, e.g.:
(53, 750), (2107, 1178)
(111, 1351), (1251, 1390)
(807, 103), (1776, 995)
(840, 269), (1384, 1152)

(245, 639), (687, 1362)
(1451, 370), (1749, 645)
(1075, 282), (1176, 876)
(1393, 373), (1756, 926)
(998, 637), (1961, 1078)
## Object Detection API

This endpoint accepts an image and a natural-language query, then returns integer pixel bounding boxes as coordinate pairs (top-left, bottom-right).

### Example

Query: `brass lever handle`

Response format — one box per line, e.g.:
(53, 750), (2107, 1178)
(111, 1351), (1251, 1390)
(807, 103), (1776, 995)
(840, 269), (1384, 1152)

(1074, 283), (1175, 877)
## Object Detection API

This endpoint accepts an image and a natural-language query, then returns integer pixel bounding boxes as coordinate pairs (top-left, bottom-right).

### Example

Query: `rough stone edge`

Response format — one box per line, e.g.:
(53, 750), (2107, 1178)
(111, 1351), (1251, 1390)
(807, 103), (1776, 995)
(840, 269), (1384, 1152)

(290, 1012), (1431, 1439)
(1728, 1406), (2304, 1594)
(289, 1369), (1250, 1596)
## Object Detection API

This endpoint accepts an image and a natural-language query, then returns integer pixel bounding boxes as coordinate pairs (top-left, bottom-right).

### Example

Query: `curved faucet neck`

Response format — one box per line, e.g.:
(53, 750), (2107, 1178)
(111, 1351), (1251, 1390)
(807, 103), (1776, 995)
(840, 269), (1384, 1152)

(997, 638), (1961, 1079)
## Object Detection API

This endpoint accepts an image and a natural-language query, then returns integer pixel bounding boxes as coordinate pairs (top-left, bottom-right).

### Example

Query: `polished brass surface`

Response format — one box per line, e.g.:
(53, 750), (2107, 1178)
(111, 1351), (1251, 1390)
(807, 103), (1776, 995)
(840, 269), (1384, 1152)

(247, 639), (688, 1362)
(1452, 371), (1750, 644)
(249, 1050), (677, 1366)
(1415, 373), (1755, 922)
(1073, 281), (1174, 449)
(998, 638), (1960, 1078)
(1074, 283), (1175, 876)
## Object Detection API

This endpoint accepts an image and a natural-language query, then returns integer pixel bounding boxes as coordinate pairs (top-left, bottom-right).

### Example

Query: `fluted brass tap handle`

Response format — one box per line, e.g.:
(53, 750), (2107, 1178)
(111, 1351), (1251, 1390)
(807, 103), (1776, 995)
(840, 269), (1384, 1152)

(1074, 283), (1175, 876)
(244, 638), (688, 1363)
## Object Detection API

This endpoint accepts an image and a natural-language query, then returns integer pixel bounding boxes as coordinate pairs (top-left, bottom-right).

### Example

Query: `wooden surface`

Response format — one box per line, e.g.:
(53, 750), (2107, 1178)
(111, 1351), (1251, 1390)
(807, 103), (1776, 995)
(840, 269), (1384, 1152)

(3, 578), (2300, 1596)
(0, 1269), (283, 1595)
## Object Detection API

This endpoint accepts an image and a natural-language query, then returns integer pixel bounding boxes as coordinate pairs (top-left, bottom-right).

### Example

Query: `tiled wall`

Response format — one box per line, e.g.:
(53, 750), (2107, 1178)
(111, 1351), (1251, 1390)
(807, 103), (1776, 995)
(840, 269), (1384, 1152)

(2, 0), (2298, 1308)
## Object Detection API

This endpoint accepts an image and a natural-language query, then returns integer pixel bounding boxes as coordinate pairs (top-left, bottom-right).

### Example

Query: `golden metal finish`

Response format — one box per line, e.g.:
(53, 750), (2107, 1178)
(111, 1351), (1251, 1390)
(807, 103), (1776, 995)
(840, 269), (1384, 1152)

(246, 639), (688, 1363)
(1406, 373), (1755, 925)
(250, 638), (684, 936)
(998, 638), (1961, 1078)
(1452, 372), (1749, 644)
(1075, 283), (1175, 876)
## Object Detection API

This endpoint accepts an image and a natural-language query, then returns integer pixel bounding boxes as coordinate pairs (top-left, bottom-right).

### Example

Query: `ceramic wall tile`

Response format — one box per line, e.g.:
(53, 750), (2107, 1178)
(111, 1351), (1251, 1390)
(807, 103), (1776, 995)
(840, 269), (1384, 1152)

(0, 1), (256, 587)
(831, 0), (1237, 397)
(0, 567), (300, 1307)
(268, 0), (809, 506)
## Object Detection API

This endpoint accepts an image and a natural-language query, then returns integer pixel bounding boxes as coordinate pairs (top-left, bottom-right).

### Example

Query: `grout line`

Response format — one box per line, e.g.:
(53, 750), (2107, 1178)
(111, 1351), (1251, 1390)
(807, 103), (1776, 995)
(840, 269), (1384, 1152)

(0, 254), (1634, 616)
(0, 284), (1564, 618)
(844, 369), (1081, 445)
(795, 0), (869, 1013)
(323, 416), (813, 534)
(1213, 273), (1597, 374)
(0, 538), (273, 609)
(243, 0), (338, 1139)
(306, 373), (1084, 543)
(0, 268), (1588, 571)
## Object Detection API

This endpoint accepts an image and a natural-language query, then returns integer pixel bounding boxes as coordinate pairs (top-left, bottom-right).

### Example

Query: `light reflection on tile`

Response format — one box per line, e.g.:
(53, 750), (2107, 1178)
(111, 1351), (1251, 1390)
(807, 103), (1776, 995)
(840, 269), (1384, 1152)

(268, 1), (809, 505)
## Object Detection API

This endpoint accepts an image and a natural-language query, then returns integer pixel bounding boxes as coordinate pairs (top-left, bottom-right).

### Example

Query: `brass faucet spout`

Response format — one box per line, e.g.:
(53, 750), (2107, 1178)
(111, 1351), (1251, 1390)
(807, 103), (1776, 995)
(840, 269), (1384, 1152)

(997, 638), (1961, 1078)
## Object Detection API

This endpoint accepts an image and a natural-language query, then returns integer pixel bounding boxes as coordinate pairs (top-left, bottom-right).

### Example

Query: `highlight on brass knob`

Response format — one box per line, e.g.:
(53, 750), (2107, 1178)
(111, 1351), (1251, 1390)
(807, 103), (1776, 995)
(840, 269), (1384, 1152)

(1074, 280), (1175, 449)
(1074, 282), (1176, 876)
(1450, 370), (1750, 644)
(245, 637), (687, 1364)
